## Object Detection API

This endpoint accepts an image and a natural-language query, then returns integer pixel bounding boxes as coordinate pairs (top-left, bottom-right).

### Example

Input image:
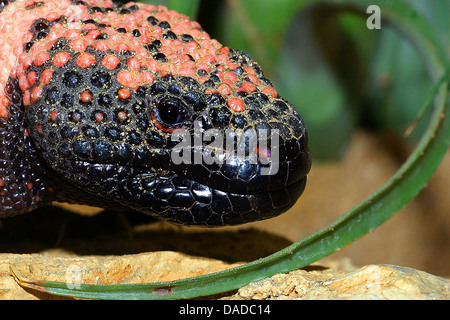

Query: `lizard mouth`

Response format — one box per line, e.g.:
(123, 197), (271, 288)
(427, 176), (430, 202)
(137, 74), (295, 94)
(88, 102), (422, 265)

(116, 167), (308, 227)
(58, 150), (310, 226)
(48, 131), (310, 226)
(112, 139), (310, 226)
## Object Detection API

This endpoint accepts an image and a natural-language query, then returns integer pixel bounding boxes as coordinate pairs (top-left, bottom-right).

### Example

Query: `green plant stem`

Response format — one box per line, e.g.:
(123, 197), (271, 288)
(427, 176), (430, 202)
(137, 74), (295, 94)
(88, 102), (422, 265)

(14, 0), (449, 299)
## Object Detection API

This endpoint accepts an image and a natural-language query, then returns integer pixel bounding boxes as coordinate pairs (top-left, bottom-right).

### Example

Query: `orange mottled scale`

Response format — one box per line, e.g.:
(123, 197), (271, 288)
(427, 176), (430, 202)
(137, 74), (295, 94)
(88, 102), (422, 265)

(0, 0), (278, 119)
(0, 0), (310, 226)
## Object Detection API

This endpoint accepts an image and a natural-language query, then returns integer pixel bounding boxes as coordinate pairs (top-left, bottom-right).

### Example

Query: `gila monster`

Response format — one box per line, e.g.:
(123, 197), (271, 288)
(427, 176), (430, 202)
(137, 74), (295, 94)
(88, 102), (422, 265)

(0, 0), (311, 226)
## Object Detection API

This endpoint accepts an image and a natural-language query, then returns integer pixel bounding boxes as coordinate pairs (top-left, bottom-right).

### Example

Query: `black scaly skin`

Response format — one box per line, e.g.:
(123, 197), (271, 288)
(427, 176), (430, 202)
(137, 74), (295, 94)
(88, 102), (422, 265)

(0, 1), (311, 226)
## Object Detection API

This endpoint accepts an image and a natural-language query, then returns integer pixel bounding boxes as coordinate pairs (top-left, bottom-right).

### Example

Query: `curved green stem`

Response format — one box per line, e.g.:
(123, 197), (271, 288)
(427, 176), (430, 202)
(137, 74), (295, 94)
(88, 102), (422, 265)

(15, 0), (449, 299)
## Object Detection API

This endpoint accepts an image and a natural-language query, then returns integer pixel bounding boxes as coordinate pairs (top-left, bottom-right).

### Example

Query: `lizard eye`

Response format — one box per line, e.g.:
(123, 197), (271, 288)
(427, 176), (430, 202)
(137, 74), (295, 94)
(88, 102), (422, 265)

(154, 97), (188, 128)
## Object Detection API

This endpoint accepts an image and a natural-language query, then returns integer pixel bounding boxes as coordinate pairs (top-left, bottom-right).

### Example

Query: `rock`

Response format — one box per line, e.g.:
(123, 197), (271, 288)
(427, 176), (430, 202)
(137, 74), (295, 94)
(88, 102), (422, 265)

(1, 252), (447, 300)
(0, 250), (242, 300)
(232, 260), (450, 300)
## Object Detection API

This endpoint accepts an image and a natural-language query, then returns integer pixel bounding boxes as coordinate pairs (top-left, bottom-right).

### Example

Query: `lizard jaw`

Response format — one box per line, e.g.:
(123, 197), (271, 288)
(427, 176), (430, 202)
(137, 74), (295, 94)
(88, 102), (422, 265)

(46, 155), (308, 226)
(119, 168), (308, 227)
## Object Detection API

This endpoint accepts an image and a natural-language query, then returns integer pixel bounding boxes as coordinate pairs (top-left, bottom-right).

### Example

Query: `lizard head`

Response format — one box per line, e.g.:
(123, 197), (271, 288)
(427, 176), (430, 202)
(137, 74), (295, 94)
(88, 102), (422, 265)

(20, 4), (310, 226)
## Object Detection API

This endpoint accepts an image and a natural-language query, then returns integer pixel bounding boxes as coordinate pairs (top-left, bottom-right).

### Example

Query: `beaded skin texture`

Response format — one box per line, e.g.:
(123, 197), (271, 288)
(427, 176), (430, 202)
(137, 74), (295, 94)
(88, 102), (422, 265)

(0, 0), (311, 226)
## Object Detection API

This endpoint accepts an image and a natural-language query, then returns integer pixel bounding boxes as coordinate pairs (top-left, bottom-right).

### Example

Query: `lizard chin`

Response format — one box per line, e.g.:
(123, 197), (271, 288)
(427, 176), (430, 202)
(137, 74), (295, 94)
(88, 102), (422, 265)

(46, 150), (309, 226)
(116, 168), (308, 227)
(114, 140), (311, 226)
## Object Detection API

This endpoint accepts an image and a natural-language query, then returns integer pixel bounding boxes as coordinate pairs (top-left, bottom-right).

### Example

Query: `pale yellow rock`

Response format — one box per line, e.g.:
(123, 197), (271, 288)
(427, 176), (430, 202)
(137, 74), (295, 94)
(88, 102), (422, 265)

(0, 251), (242, 300)
(235, 263), (450, 300)
(1, 252), (448, 299)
